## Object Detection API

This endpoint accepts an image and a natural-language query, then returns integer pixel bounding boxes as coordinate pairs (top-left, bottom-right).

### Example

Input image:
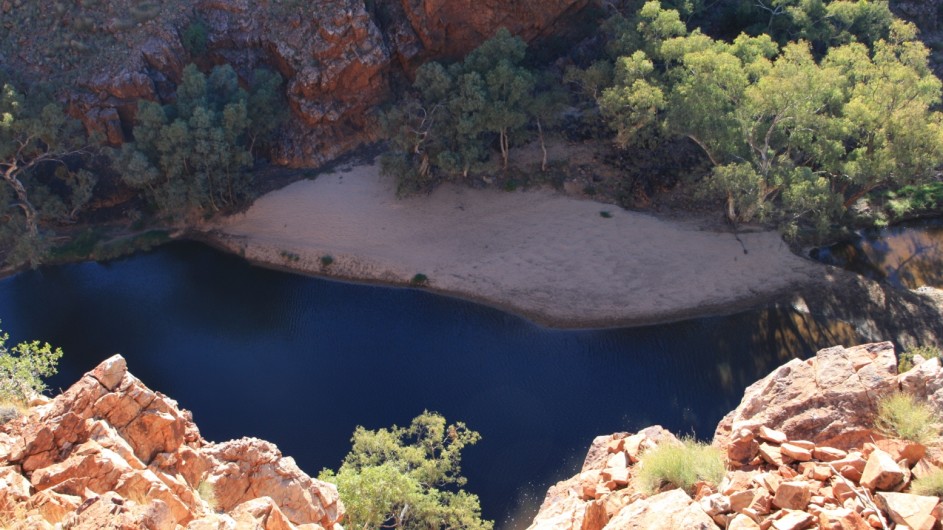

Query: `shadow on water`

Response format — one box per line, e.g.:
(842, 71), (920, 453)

(0, 242), (867, 529)
(812, 218), (943, 290)
(805, 218), (943, 351)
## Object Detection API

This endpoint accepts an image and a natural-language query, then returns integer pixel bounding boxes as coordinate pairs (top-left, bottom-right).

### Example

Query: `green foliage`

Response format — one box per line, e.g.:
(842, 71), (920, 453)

(247, 68), (288, 156)
(656, 0), (894, 52)
(319, 412), (492, 530)
(711, 0), (895, 52)
(49, 228), (170, 263)
(197, 478), (218, 512)
(883, 182), (943, 220)
(410, 273), (429, 286)
(596, 2), (943, 236)
(564, 61), (613, 101)
(320, 255), (334, 267)
(279, 250), (300, 262)
(634, 438), (725, 495)
(875, 392), (939, 443)
(911, 467), (943, 496)
(182, 18), (209, 56)
(113, 64), (285, 219)
(0, 324), (63, 406)
(381, 29), (547, 192)
(1, 82), (93, 268)
(898, 345), (942, 374)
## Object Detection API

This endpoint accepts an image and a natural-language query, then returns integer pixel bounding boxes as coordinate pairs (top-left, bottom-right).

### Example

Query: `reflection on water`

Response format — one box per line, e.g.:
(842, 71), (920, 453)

(0, 242), (863, 529)
(812, 219), (943, 289)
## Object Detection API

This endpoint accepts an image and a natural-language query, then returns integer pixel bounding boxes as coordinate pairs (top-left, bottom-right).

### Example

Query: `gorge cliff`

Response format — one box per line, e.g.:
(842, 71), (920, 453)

(0, 0), (588, 168)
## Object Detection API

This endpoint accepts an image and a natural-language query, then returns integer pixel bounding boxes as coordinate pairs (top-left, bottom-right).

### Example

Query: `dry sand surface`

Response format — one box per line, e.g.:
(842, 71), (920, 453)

(208, 163), (826, 327)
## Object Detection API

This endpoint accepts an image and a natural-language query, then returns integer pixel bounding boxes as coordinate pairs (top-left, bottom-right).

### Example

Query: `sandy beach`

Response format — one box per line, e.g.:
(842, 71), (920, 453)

(206, 163), (826, 327)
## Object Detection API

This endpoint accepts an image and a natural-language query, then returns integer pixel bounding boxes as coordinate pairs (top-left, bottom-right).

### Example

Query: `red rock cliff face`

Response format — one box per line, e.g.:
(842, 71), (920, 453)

(195, 0), (394, 167)
(1, 0), (588, 168)
(397, 0), (591, 62)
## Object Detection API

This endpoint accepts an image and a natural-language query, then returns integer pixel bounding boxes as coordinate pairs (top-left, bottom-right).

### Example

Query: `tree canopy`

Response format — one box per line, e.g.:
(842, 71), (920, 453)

(1, 81), (95, 267)
(592, 1), (943, 236)
(113, 64), (284, 219)
(319, 411), (492, 530)
(381, 29), (552, 194)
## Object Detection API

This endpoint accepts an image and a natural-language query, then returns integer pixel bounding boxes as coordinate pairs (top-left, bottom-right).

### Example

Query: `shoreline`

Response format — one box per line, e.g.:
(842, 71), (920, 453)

(201, 162), (830, 329)
(194, 229), (823, 329)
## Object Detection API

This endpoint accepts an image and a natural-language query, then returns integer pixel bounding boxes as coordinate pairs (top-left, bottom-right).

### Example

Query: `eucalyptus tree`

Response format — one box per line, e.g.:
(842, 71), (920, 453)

(114, 64), (284, 219)
(1, 81), (95, 266)
(381, 29), (542, 192)
(597, 2), (943, 235)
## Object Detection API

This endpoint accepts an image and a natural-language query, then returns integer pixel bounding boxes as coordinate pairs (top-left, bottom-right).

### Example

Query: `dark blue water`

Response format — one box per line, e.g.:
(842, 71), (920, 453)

(0, 242), (857, 528)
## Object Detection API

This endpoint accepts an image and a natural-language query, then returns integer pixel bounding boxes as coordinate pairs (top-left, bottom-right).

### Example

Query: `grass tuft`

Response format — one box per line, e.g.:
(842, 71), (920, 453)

(875, 392), (939, 444)
(911, 467), (943, 496)
(633, 437), (725, 495)
(197, 479), (218, 512)
(898, 345), (942, 373)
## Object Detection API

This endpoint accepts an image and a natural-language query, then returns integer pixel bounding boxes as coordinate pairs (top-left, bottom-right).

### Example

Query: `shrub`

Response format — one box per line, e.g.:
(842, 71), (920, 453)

(197, 478), (218, 512)
(279, 250), (300, 262)
(600, 210), (613, 218)
(634, 438), (725, 495)
(911, 467), (943, 496)
(875, 393), (939, 444)
(0, 326), (63, 406)
(0, 403), (22, 424)
(319, 412), (491, 530)
(410, 273), (429, 286)
(320, 255), (334, 267)
(898, 345), (942, 374)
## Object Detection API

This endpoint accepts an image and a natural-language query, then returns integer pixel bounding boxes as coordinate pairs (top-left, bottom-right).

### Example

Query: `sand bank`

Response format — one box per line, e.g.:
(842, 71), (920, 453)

(205, 163), (826, 327)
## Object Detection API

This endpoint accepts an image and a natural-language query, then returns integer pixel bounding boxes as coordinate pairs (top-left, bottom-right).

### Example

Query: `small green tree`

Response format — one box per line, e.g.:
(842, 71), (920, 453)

(463, 28), (536, 169)
(0, 324), (63, 405)
(320, 411), (492, 530)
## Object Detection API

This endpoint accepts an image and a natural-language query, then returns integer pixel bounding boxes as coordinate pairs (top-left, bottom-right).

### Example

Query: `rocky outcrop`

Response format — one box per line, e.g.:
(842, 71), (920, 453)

(198, 0), (392, 167)
(714, 342), (899, 451)
(528, 342), (943, 530)
(0, 0), (588, 167)
(0, 355), (342, 530)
